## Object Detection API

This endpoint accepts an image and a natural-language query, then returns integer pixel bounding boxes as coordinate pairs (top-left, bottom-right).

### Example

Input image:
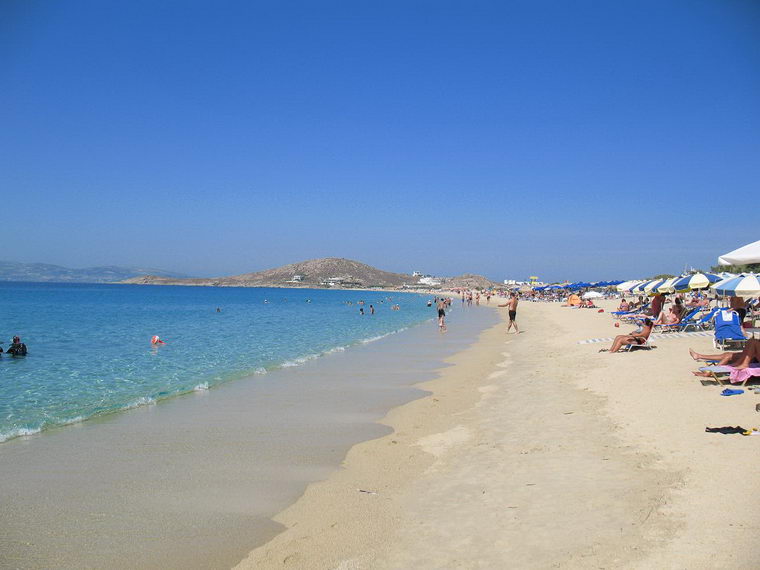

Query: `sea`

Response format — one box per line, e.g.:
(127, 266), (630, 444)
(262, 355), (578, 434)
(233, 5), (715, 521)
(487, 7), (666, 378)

(0, 282), (499, 569)
(0, 282), (435, 443)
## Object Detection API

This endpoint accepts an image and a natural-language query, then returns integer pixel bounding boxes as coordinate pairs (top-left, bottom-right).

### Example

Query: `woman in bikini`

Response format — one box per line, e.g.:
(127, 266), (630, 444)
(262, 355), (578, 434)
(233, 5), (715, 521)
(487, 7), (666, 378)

(601, 319), (654, 353)
(653, 306), (679, 326)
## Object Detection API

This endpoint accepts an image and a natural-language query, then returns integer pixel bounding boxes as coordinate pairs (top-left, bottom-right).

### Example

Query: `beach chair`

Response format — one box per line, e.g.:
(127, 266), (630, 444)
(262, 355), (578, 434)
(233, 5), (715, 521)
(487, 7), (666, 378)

(612, 302), (650, 319)
(654, 308), (701, 333)
(620, 338), (655, 352)
(684, 307), (720, 331)
(697, 364), (760, 386)
(713, 309), (747, 349)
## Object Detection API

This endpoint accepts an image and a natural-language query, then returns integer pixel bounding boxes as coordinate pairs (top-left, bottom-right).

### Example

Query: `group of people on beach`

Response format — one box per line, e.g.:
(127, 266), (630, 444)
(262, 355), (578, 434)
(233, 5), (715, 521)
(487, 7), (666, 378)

(601, 292), (759, 372)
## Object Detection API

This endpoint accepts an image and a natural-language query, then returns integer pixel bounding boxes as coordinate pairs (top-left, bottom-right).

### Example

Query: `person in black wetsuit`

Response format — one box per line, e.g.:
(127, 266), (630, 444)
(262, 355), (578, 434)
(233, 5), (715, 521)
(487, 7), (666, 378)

(6, 336), (27, 356)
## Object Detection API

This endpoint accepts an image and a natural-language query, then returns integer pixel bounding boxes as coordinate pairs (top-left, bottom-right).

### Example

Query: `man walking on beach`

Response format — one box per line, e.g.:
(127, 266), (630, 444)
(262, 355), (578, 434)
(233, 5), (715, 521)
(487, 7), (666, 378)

(499, 293), (520, 334)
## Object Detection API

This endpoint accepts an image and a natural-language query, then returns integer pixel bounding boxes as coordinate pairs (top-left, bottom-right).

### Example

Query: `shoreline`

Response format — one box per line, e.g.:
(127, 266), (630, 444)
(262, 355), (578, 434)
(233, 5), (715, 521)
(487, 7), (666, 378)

(236, 299), (760, 569)
(0, 296), (497, 569)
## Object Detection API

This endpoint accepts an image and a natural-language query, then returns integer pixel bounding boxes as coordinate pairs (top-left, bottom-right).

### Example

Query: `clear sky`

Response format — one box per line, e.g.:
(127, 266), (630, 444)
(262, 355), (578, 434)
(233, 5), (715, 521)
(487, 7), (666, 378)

(1, 1), (758, 282)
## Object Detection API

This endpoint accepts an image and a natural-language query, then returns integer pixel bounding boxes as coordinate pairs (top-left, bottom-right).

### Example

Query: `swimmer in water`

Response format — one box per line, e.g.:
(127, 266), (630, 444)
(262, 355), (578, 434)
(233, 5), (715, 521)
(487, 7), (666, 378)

(151, 335), (166, 345)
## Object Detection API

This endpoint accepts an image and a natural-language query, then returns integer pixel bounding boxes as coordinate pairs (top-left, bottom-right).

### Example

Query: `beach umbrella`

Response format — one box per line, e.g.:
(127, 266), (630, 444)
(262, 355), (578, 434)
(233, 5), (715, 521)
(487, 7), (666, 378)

(712, 274), (760, 298)
(655, 276), (680, 294)
(582, 291), (603, 299)
(616, 280), (639, 292)
(710, 275), (735, 292)
(672, 272), (722, 292)
(718, 239), (760, 265)
(641, 279), (665, 294)
(629, 281), (648, 293)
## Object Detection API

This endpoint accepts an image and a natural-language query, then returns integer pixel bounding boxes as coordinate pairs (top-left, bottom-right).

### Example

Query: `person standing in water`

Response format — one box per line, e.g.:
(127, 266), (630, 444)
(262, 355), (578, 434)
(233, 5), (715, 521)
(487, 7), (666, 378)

(499, 293), (520, 334)
(436, 298), (447, 331)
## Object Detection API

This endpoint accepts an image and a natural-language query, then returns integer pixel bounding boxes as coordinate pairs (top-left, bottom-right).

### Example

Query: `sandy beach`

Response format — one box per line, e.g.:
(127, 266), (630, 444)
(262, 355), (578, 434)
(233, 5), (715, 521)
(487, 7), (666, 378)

(237, 299), (760, 569)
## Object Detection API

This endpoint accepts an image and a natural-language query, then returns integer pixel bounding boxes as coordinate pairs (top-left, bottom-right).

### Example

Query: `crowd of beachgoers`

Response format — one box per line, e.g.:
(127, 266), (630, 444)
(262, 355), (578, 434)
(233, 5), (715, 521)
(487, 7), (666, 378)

(513, 277), (760, 397)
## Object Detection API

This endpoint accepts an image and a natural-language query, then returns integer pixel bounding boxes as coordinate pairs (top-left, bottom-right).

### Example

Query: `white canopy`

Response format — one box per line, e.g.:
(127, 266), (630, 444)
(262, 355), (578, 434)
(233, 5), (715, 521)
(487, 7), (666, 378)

(718, 239), (760, 265)
(582, 291), (603, 299)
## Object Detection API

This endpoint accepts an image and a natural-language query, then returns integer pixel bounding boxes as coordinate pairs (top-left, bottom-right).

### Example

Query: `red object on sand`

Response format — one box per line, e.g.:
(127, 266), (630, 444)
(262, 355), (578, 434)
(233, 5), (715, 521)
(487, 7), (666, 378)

(614, 322), (620, 328)
(597, 309), (604, 313)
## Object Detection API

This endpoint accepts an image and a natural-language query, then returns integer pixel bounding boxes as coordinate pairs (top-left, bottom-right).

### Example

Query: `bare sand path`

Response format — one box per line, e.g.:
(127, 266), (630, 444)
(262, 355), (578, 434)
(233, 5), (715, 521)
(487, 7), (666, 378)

(236, 300), (760, 569)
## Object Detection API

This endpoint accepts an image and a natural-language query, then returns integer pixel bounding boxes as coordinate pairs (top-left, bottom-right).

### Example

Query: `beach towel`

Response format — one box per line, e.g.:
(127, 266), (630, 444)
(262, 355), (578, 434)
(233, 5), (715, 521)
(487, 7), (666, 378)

(700, 363), (760, 384)
(729, 366), (760, 384)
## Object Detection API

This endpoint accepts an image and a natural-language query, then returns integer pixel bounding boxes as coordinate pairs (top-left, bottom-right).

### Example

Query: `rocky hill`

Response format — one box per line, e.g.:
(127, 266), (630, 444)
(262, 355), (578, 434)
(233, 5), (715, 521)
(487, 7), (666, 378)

(0, 261), (187, 283)
(441, 273), (502, 289)
(122, 258), (415, 289)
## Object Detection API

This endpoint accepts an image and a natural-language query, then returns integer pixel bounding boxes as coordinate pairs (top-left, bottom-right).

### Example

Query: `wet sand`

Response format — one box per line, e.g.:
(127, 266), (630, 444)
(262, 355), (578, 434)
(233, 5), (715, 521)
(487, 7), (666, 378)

(238, 300), (760, 569)
(0, 305), (498, 569)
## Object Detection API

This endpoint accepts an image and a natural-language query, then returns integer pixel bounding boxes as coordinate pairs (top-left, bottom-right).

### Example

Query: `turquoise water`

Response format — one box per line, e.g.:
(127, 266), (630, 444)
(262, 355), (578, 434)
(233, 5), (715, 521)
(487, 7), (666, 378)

(0, 283), (434, 442)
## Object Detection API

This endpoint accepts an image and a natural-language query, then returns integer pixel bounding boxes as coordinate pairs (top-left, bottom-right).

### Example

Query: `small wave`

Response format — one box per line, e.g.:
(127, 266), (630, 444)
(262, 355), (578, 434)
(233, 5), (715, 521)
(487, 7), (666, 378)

(0, 415), (87, 443)
(0, 426), (43, 443)
(281, 354), (319, 367)
(59, 415), (86, 427)
(193, 382), (209, 391)
(122, 396), (156, 410)
(360, 327), (409, 344)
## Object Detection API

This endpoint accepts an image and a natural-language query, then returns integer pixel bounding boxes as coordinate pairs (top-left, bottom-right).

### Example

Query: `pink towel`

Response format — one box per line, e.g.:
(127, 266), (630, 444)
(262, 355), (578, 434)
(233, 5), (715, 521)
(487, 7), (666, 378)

(730, 365), (760, 384)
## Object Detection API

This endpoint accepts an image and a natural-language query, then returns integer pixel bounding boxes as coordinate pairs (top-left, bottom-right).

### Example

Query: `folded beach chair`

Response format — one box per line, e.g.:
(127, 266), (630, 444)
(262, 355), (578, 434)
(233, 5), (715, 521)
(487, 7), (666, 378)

(713, 309), (747, 349)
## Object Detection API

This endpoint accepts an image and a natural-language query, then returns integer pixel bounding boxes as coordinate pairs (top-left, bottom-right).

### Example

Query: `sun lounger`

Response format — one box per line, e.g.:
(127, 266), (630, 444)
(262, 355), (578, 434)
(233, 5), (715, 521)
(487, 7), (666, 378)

(683, 307), (720, 331)
(654, 308), (701, 333)
(611, 302), (650, 320)
(620, 338), (655, 352)
(697, 363), (760, 385)
(713, 309), (747, 349)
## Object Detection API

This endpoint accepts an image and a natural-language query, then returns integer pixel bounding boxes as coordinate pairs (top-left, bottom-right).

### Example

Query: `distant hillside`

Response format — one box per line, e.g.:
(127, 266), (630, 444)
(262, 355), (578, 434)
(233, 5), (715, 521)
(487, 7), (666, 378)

(122, 258), (415, 289)
(0, 261), (188, 283)
(442, 273), (502, 289)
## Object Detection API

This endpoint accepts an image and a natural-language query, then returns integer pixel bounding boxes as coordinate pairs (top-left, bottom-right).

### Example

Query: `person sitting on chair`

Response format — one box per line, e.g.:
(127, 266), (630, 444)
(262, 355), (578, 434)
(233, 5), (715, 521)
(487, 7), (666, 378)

(600, 319), (654, 353)
(654, 306), (679, 326)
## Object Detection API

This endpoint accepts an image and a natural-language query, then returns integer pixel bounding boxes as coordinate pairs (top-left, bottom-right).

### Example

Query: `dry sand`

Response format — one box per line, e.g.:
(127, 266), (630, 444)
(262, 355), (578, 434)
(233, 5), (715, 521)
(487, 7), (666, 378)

(236, 300), (760, 569)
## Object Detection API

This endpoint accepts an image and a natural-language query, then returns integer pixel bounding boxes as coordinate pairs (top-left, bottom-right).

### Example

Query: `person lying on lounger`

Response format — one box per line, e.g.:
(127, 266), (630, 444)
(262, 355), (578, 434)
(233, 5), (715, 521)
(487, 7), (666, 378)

(600, 319), (654, 353)
(654, 306), (679, 326)
(689, 339), (760, 373)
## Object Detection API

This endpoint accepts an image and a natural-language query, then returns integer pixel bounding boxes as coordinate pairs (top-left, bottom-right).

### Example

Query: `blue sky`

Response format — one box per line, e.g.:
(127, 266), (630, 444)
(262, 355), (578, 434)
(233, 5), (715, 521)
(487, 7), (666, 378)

(1, 1), (758, 282)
